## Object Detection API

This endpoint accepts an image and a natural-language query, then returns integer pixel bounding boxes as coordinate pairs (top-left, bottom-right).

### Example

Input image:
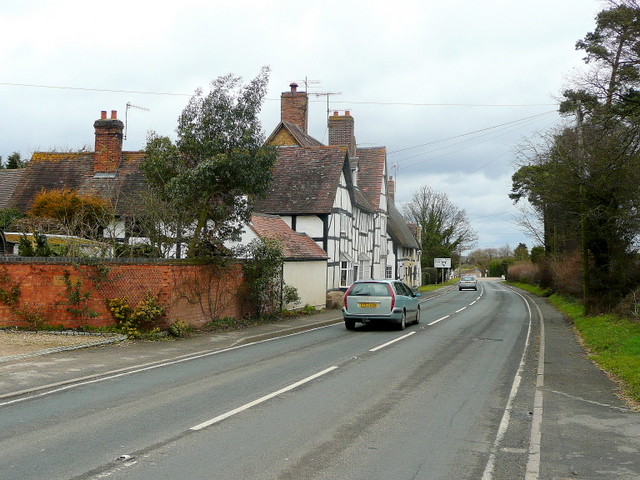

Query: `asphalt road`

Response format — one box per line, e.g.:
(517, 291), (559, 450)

(0, 280), (638, 480)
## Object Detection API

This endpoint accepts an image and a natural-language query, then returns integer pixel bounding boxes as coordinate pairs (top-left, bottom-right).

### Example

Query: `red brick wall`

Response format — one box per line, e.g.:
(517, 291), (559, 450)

(0, 261), (249, 329)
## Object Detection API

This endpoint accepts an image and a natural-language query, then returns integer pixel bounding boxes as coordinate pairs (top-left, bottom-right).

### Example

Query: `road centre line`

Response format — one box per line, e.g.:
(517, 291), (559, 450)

(455, 307), (467, 313)
(428, 315), (449, 326)
(190, 366), (339, 431)
(368, 332), (416, 352)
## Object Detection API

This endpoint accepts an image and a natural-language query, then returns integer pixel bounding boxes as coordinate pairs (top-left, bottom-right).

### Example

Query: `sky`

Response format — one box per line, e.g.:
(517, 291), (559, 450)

(1, 0), (603, 254)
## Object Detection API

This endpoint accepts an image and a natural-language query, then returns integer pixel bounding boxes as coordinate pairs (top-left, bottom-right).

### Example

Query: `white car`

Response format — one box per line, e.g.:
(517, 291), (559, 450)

(458, 275), (477, 291)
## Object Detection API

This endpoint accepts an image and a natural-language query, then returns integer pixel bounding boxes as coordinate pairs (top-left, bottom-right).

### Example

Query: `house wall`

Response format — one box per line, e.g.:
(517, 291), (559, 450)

(283, 260), (327, 309)
(0, 261), (249, 329)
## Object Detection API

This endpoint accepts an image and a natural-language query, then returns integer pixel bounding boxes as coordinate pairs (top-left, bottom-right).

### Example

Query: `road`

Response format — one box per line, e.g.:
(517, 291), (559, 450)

(0, 280), (638, 479)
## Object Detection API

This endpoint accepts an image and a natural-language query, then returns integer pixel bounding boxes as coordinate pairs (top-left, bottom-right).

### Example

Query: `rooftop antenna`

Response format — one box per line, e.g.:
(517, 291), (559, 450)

(124, 102), (150, 140)
(315, 91), (342, 118)
(288, 77), (321, 91)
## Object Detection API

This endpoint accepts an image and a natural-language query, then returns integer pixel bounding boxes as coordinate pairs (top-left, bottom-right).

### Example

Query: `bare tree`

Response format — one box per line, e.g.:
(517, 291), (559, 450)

(403, 185), (477, 271)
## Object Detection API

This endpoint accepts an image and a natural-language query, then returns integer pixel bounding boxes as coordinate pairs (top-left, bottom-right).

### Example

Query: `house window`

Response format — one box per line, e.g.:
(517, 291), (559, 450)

(386, 265), (393, 279)
(340, 261), (349, 287)
(360, 260), (370, 280)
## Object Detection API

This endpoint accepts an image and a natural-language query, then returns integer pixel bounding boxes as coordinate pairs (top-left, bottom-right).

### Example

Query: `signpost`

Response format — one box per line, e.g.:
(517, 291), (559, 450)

(433, 258), (452, 284)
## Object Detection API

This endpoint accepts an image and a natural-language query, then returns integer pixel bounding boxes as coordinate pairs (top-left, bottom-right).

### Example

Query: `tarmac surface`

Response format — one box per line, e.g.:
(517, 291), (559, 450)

(0, 286), (639, 479)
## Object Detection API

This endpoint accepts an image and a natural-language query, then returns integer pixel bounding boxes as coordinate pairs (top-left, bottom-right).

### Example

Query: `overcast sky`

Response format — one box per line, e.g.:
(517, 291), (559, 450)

(1, 0), (603, 253)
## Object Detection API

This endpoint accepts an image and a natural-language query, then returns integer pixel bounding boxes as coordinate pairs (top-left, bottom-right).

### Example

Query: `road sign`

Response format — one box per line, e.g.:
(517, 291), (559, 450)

(434, 258), (451, 268)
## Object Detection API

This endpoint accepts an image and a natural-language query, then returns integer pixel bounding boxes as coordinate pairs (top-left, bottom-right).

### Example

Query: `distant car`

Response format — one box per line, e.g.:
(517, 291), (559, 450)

(342, 279), (422, 330)
(459, 275), (478, 291)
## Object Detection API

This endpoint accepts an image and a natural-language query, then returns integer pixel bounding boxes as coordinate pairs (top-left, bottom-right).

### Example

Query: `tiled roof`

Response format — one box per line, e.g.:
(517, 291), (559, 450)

(7, 152), (147, 216)
(266, 122), (324, 148)
(250, 213), (328, 260)
(387, 200), (420, 249)
(356, 147), (386, 210)
(254, 145), (350, 215)
(0, 169), (26, 210)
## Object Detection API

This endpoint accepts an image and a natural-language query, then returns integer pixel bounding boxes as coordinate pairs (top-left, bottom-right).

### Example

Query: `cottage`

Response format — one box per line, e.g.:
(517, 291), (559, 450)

(255, 83), (421, 291)
(3, 111), (147, 245)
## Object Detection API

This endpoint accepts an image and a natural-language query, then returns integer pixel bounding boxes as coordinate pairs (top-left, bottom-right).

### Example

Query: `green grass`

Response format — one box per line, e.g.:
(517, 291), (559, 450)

(418, 278), (458, 292)
(510, 282), (640, 404)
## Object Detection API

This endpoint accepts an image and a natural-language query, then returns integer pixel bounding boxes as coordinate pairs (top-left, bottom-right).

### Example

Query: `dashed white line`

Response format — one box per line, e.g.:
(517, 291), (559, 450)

(428, 315), (450, 326)
(455, 307), (467, 313)
(190, 366), (339, 431)
(368, 332), (416, 352)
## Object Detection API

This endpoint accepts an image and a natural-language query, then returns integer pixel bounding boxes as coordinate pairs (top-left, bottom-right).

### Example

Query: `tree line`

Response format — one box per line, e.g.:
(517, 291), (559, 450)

(510, 0), (640, 312)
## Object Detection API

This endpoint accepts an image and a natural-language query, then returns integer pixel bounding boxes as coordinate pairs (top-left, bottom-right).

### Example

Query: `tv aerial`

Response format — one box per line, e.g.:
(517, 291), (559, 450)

(124, 102), (150, 140)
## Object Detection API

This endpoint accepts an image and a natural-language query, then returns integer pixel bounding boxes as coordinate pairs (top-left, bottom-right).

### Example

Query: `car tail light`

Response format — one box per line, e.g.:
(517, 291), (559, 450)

(387, 283), (396, 311)
(343, 285), (354, 310)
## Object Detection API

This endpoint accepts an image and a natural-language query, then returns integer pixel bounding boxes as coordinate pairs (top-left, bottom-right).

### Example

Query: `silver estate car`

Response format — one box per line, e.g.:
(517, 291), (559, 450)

(458, 275), (478, 291)
(342, 279), (422, 330)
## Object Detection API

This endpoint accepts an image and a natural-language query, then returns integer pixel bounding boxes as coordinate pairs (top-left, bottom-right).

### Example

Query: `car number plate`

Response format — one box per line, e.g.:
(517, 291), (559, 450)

(358, 303), (378, 308)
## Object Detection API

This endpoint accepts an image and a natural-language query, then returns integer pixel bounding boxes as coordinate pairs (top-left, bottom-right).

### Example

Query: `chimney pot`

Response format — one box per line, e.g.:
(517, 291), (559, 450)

(101, 111), (107, 120)
(290, 83), (298, 93)
(111, 110), (117, 119)
(345, 111), (350, 116)
(333, 111), (339, 116)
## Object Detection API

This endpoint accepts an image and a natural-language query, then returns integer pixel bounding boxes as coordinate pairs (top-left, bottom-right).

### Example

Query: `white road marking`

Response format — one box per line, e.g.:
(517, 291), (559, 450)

(481, 286), (545, 480)
(455, 307), (467, 313)
(428, 315), (450, 326)
(190, 366), (339, 431)
(368, 332), (416, 352)
(481, 290), (533, 480)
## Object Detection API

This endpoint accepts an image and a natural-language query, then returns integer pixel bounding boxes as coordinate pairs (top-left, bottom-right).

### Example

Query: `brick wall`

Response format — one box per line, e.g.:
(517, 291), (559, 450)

(0, 261), (249, 329)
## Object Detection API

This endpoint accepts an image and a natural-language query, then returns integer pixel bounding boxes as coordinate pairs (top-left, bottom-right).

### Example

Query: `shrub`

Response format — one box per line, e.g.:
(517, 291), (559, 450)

(13, 303), (48, 331)
(0, 267), (20, 306)
(167, 319), (193, 338)
(107, 292), (165, 338)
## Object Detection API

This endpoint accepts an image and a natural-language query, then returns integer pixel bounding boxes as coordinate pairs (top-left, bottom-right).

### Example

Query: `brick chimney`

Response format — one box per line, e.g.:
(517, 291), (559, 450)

(388, 177), (395, 201)
(281, 83), (309, 133)
(328, 111), (356, 158)
(94, 110), (123, 173)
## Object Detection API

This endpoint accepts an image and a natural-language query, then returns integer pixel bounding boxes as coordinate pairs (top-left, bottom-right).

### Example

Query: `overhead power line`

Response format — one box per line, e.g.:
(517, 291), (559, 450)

(325, 100), (558, 107)
(0, 81), (560, 108)
(388, 111), (557, 155)
(0, 82), (192, 96)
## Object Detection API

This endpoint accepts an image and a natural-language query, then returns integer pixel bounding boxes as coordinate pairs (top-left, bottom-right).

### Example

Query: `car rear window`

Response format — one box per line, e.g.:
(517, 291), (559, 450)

(461, 276), (474, 281)
(348, 283), (391, 296)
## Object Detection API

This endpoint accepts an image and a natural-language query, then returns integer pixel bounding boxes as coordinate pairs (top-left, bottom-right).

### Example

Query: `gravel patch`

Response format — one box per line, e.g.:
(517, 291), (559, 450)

(0, 331), (127, 362)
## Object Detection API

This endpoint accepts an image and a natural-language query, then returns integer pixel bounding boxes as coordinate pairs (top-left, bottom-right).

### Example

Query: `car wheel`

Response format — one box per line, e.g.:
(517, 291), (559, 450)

(414, 306), (420, 325)
(345, 319), (356, 330)
(398, 311), (406, 331)
(474, 287), (477, 291)
(459, 287), (462, 291)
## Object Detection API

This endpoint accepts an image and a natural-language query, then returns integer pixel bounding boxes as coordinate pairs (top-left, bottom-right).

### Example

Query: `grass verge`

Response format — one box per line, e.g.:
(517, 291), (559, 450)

(418, 278), (458, 293)
(510, 282), (640, 405)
